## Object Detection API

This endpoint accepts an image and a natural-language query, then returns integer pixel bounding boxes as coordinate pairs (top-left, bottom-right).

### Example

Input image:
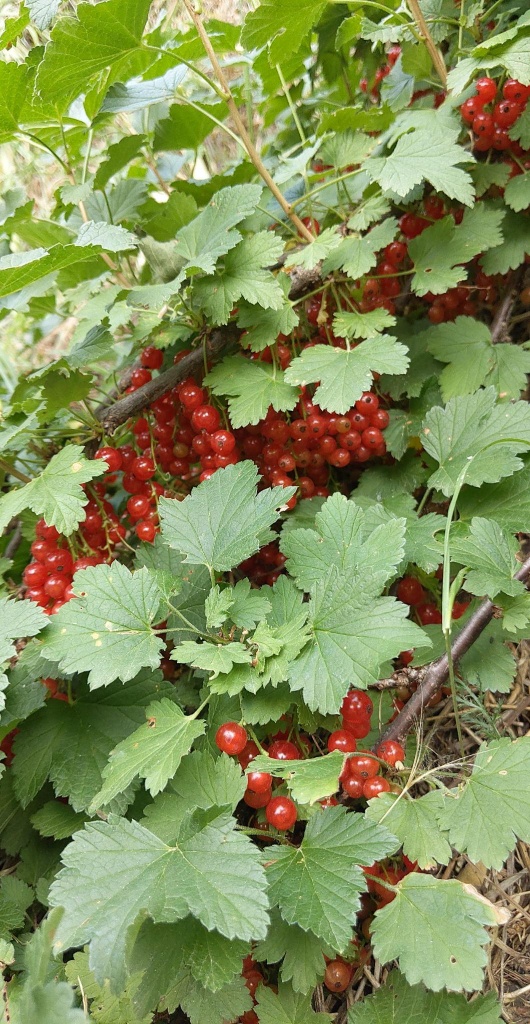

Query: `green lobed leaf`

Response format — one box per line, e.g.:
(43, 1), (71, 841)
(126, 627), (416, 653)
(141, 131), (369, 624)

(371, 874), (496, 992)
(435, 737), (530, 869)
(0, 445), (106, 537)
(283, 337), (409, 414)
(365, 791), (452, 869)
(254, 911), (329, 993)
(90, 699), (205, 808)
(255, 983), (330, 1024)
(420, 317), (530, 401)
(170, 185), (262, 275)
(421, 387), (530, 496)
(408, 206), (504, 296)
(322, 218), (398, 280)
(480, 210), (530, 274)
(241, 0), (328, 65)
(366, 127), (475, 205)
(450, 517), (524, 598)
(248, 751), (345, 805)
(267, 806), (398, 949)
(193, 233), (285, 324)
(159, 462), (295, 572)
(205, 356), (299, 427)
(42, 563), (165, 688)
(49, 811), (269, 991)
(348, 970), (503, 1024)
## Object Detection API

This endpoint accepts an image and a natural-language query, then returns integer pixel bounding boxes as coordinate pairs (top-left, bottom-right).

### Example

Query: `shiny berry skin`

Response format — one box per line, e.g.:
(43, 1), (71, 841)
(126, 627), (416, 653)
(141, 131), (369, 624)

(371, 408), (389, 430)
(244, 787), (272, 809)
(44, 573), (68, 599)
(376, 740), (405, 766)
(460, 96), (484, 124)
(341, 689), (373, 720)
(350, 754), (379, 780)
(503, 79), (527, 103)
(209, 429), (236, 455)
(301, 216), (320, 235)
(131, 456), (156, 481)
(342, 772), (364, 799)
(178, 381), (205, 411)
(385, 240), (407, 266)
(72, 556), (101, 572)
(396, 576), (425, 606)
(94, 446), (122, 472)
(26, 587), (48, 607)
(30, 539), (54, 562)
(136, 520), (156, 543)
(417, 602), (442, 625)
(36, 520), (59, 542)
(45, 549), (73, 575)
(362, 426), (384, 449)
(23, 562), (48, 587)
(355, 392), (379, 415)
(265, 795), (297, 831)
(141, 345), (163, 369)
(324, 960), (353, 993)
(246, 770), (273, 793)
(424, 195), (445, 219)
(238, 740), (260, 769)
(472, 111), (494, 135)
(127, 495), (151, 520)
(475, 76), (497, 102)
(130, 367), (152, 388)
(363, 777), (391, 799)
(215, 721), (248, 756)
(493, 100), (522, 128)
(191, 404), (221, 433)
(327, 729), (357, 754)
(268, 739), (301, 761)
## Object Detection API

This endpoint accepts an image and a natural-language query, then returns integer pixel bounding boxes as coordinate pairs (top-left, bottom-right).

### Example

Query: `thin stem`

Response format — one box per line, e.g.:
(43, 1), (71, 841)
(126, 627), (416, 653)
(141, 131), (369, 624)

(180, 0), (315, 243)
(406, 0), (448, 87)
(276, 63), (307, 145)
(0, 459), (31, 484)
(82, 128), (94, 184)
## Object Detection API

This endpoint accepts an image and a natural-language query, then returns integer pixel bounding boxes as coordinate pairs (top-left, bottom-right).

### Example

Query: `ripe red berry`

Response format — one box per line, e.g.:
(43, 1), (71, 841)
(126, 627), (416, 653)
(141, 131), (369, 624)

(44, 574), (68, 599)
(215, 722), (248, 756)
(385, 240), (407, 266)
(130, 367), (152, 388)
(474, 76), (497, 103)
(417, 602), (442, 625)
(265, 795), (297, 831)
(342, 773), (364, 799)
(376, 740), (405, 766)
(191, 404), (221, 433)
(246, 770), (273, 793)
(327, 730), (357, 754)
(350, 754), (379, 780)
(140, 345), (163, 369)
(363, 777), (391, 799)
(135, 520), (156, 543)
(244, 787), (272, 809)
(23, 562), (48, 587)
(493, 100), (522, 128)
(131, 456), (156, 481)
(268, 739), (300, 761)
(460, 96), (484, 123)
(502, 79), (527, 103)
(324, 960), (353, 993)
(396, 576), (425, 606)
(209, 429), (236, 455)
(94, 446), (123, 472)
(341, 689), (373, 720)
(472, 111), (494, 136)
(127, 495), (151, 520)
(45, 549), (74, 575)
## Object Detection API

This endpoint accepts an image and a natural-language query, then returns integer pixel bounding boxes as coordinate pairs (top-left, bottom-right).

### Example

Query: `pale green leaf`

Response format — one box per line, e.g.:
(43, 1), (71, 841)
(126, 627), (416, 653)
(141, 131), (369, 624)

(75, 221), (137, 252)
(194, 233), (285, 324)
(371, 874), (496, 991)
(365, 791), (452, 869)
(31, 801), (87, 841)
(42, 563), (164, 688)
(255, 983), (329, 1024)
(205, 356), (299, 427)
(49, 811), (269, 990)
(236, 275), (299, 352)
(450, 517), (523, 598)
(504, 170), (530, 212)
(283, 337), (409, 414)
(173, 639), (253, 676)
(480, 211), (530, 274)
(421, 317), (530, 401)
(254, 912), (328, 994)
(367, 128), (474, 205)
(285, 228), (342, 271)
(322, 219), (398, 280)
(248, 751), (345, 805)
(159, 462), (294, 572)
(90, 699), (205, 808)
(171, 185), (262, 275)
(267, 806), (398, 949)
(229, 579), (271, 629)
(241, 0), (327, 64)
(408, 206), (504, 296)
(333, 308), (396, 340)
(458, 469), (530, 534)
(421, 387), (530, 496)
(204, 585), (235, 629)
(436, 737), (530, 869)
(348, 970), (503, 1024)
(0, 445), (106, 536)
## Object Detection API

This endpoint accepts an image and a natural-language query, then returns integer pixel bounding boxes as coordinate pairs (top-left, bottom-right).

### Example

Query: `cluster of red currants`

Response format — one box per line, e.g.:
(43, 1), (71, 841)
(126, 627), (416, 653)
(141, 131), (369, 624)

(460, 76), (530, 153)
(335, 689), (405, 800)
(215, 721), (299, 830)
(359, 44), (401, 98)
(21, 519), (106, 614)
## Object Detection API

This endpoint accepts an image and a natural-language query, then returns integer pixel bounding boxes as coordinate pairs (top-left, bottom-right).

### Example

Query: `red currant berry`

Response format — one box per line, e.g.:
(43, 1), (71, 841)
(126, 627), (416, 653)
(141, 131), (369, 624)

(238, 740), (260, 769)
(417, 602), (442, 625)
(350, 754), (379, 780)
(502, 79), (527, 103)
(246, 770), (273, 793)
(475, 76), (497, 103)
(131, 456), (156, 481)
(23, 562), (48, 587)
(396, 576), (425, 606)
(363, 777), (391, 799)
(94, 446), (122, 472)
(191, 405), (221, 433)
(472, 111), (494, 135)
(493, 100), (522, 127)
(215, 722), (248, 756)
(209, 429), (236, 455)
(460, 96), (484, 124)
(127, 495), (151, 520)
(265, 795), (297, 831)
(44, 574), (68, 599)
(324, 960), (353, 993)
(244, 787), (272, 809)
(342, 773), (364, 799)
(376, 740), (405, 766)
(141, 345), (163, 369)
(327, 730), (357, 753)
(130, 367), (152, 388)
(385, 240), (408, 266)
(341, 689), (373, 720)
(136, 520), (156, 543)
(268, 739), (301, 761)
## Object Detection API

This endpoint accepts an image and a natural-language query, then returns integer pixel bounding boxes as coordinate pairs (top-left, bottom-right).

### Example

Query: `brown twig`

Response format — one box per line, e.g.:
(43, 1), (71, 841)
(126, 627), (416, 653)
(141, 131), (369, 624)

(377, 553), (530, 745)
(490, 268), (524, 345)
(181, 0), (314, 243)
(96, 263), (322, 434)
(406, 0), (447, 87)
(4, 521), (23, 560)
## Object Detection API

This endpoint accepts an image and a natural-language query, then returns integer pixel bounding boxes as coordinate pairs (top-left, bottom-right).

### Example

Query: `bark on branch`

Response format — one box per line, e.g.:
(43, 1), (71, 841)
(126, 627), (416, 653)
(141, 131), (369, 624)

(96, 264), (322, 434)
(377, 553), (530, 745)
